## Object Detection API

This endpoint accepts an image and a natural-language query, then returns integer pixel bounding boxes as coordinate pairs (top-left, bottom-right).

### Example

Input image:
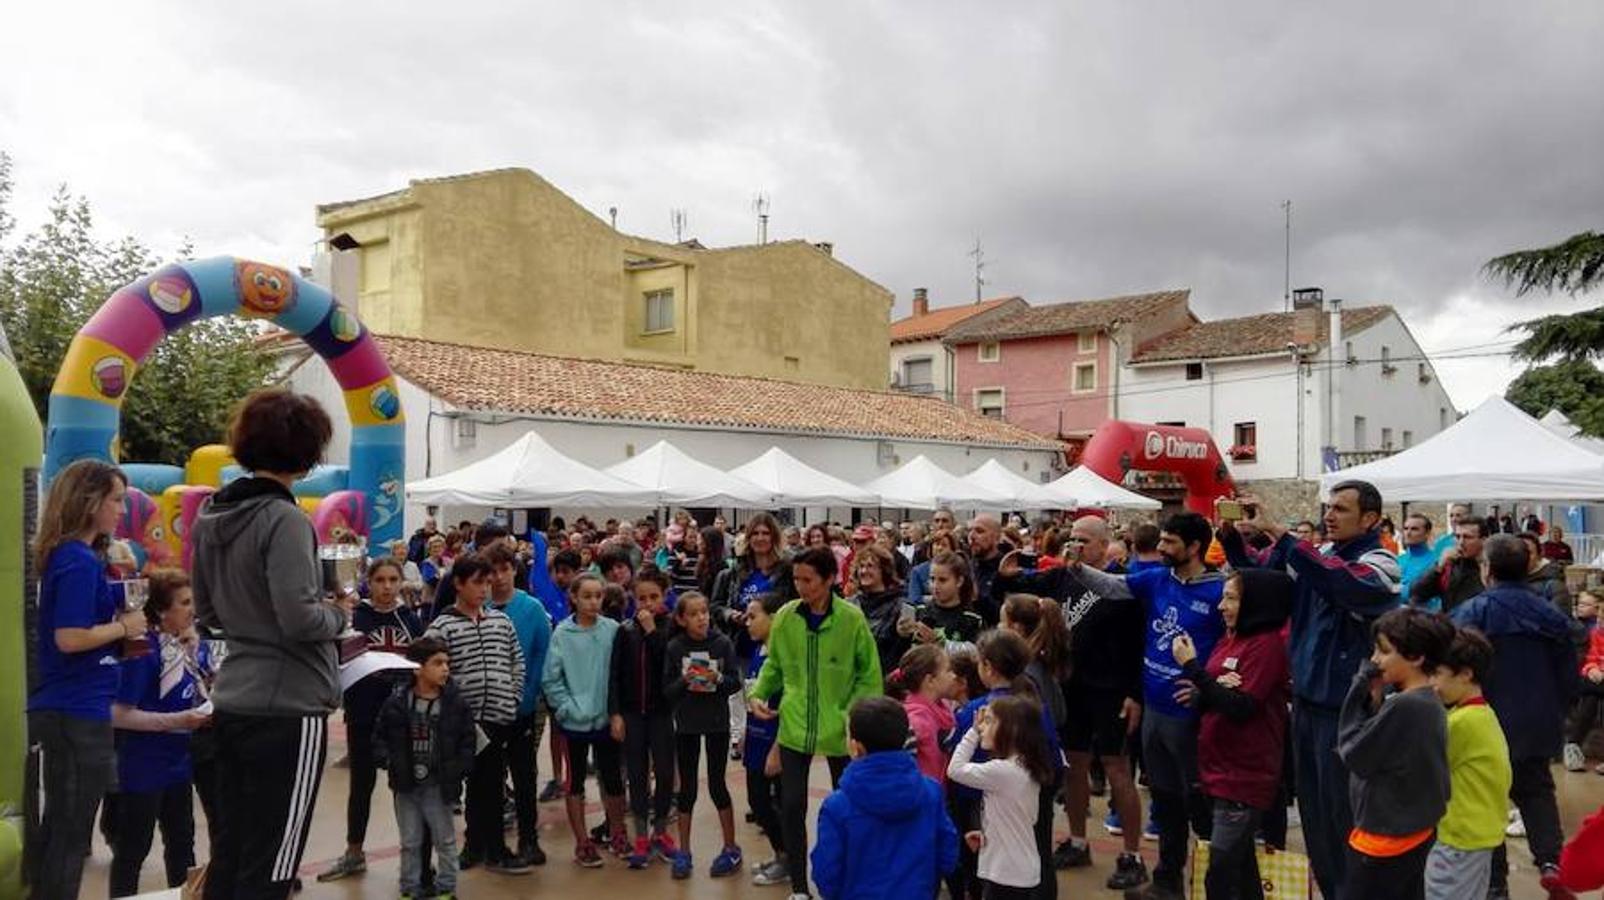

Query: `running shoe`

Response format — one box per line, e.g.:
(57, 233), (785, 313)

(1564, 742), (1586, 772)
(575, 840), (604, 868)
(538, 779), (564, 802)
(1052, 838), (1091, 869)
(672, 850), (694, 880)
(1507, 809), (1526, 838)
(1107, 852), (1150, 890)
(753, 856), (790, 885)
(710, 844), (743, 877)
(627, 836), (652, 869)
(609, 830), (631, 857)
(1142, 817), (1161, 842)
(484, 854), (532, 876)
(1104, 809), (1124, 836)
(651, 831), (679, 863)
(316, 851), (366, 882)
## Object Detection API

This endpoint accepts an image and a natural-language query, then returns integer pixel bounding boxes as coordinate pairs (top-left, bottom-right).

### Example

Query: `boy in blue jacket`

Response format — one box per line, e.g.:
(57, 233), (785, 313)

(485, 542), (552, 866)
(813, 696), (958, 900)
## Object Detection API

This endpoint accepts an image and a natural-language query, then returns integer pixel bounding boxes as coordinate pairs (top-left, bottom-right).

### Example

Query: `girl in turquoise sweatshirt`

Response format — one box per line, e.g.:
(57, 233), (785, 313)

(543, 573), (625, 866)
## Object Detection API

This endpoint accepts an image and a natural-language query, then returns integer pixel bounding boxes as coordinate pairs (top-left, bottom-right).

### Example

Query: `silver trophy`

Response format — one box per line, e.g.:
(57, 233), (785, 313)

(319, 543), (370, 663)
(113, 578), (152, 658)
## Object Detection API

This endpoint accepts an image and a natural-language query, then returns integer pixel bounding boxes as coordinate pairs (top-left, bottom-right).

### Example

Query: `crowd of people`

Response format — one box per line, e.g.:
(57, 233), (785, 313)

(23, 389), (1604, 900)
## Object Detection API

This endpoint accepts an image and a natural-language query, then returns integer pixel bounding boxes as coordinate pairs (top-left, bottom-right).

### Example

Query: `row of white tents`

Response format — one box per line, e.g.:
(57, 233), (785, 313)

(406, 432), (1161, 512)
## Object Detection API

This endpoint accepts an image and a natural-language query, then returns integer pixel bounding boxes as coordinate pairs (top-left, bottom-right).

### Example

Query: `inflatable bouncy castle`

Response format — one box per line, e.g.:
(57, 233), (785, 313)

(41, 257), (407, 551)
(1079, 420), (1235, 515)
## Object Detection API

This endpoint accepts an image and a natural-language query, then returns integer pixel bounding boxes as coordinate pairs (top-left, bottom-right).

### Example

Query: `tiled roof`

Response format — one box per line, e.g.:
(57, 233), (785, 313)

(1131, 305), (1393, 363)
(365, 336), (1061, 449)
(890, 297), (1021, 344)
(944, 290), (1189, 343)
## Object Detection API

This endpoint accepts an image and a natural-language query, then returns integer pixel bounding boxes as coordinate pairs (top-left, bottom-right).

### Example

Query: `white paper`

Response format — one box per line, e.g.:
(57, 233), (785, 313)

(338, 651), (418, 691)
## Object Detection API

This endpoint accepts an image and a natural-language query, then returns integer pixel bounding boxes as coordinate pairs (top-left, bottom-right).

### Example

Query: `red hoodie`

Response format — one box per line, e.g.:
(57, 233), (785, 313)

(1554, 805), (1604, 893)
(1192, 627), (1289, 809)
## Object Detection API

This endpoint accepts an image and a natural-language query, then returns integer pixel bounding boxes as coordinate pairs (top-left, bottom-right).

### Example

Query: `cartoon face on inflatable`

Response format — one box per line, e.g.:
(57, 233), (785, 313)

(118, 486), (174, 569)
(236, 261), (296, 317)
(312, 489), (371, 545)
(147, 273), (194, 315)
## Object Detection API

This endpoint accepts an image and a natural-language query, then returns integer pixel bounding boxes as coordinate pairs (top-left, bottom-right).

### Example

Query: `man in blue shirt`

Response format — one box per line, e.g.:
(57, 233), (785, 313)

(1397, 513), (1439, 597)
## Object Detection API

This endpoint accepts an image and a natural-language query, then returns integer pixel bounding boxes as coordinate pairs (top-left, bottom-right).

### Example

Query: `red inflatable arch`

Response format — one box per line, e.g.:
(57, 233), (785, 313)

(1079, 420), (1235, 515)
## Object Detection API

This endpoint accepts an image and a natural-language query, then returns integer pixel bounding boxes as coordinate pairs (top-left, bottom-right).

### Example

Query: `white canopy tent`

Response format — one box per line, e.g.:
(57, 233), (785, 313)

(1042, 466), (1162, 510)
(961, 458), (1068, 508)
(1539, 409), (1604, 456)
(1320, 395), (1604, 501)
(407, 431), (660, 507)
(605, 440), (776, 508)
(727, 447), (881, 507)
(863, 455), (1010, 509)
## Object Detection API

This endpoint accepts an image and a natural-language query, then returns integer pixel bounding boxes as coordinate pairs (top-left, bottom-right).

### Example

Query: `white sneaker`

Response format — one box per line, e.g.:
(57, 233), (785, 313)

(787, 894), (812, 900)
(753, 858), (790, 886)
(1506, 809), (1526, 838)
(1564, 742), (1586, 772)
(1286, 806), (1302, 829)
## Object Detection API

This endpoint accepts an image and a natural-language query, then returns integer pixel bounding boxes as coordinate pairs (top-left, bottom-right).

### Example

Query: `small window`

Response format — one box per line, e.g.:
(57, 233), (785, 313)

(1354, 415), (1368, 449)
(1381, 346), (1395, 375)
(1185, 362), (1204, 381)
(1345, 340), (1356, 365)
(1077, 331), (1097, 354)
(1073, 363), (1097, 393)
(643, 289), (675, 333)
(978, 341), (1000, 363)
(1232, 422), (1257, 462)
(1381, 427), (1394, 450)
(901, 357), (933, 391)
(1403, 430), (1414, 448)
(975, 388), (1004, 418)
(1439, 407), (1449, 430)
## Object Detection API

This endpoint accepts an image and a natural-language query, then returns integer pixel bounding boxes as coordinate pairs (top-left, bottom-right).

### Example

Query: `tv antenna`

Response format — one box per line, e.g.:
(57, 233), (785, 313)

(753, 193), (770, 244)
(670, 208), (687, 243)
(1282, 199), (1292, 312)
(969, 237), (987, 303)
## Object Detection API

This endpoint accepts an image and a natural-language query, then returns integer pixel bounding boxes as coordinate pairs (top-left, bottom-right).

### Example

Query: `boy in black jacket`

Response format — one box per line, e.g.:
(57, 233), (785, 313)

(375, 637), (475, 900)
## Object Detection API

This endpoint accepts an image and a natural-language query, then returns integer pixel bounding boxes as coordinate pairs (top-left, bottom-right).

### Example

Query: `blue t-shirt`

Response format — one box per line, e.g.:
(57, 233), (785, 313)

(114, 634), (201, 793)
(28, 541), (121, 720)
(743, 647), (781, 773)
(1127, 567), (1227, 719)
(739, 569), (774, 606)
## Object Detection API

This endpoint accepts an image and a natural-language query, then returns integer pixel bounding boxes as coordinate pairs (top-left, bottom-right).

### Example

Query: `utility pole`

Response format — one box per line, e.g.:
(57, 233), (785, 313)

(753, 193), (770, 245)
(969, 238), (986, 303)
(670, 208), (687, 243)
(1282, 199), (1292, 312)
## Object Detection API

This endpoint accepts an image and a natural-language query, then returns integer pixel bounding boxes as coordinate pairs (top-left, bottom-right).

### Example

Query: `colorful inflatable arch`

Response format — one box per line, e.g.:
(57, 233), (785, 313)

(42, 257), (406, 548)
(1079, 420), (1235, 516)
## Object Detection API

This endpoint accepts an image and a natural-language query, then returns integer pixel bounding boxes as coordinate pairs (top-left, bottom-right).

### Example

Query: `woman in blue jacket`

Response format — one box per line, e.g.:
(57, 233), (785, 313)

(28, 460), (148, 899)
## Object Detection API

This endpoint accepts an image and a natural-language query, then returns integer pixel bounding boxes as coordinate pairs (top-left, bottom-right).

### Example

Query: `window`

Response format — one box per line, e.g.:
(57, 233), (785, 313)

(978, 341), (1000, 363)
(1185, 362), (1204, 381)
(1354, 415), (1368, 449)
(1231, 422), (1257, 462)
(900, 357), (933, 393)
(643, 288), (674, 333)
(1345, 340), (1356, 365)
(975, 388), (1004, 418)
(1381, 345), (1395, 375)
(1077, 330), (1097, 354)
(1403, 430), (1414, 448)
(1381, 427), (1394, 450)
(1073, 362), (1097, 393)
(1439, 407), (1449, 430)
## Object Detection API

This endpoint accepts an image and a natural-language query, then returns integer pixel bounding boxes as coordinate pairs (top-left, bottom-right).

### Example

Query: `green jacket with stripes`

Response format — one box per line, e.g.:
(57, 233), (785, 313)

(750, 595), (883, 757)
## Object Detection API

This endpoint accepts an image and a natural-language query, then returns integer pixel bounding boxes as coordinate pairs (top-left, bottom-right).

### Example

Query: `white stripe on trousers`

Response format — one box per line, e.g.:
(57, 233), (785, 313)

(272, 716), (324, 882)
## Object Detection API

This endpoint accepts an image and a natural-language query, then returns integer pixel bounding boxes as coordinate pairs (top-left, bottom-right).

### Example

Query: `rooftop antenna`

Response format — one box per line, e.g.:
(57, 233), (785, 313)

(753, 193), (770, 244)
(969, 237), (987, 304)
(670, 208), (687, 243)
(1282, 199), (1292, 312)
(608, 206), (618, 231)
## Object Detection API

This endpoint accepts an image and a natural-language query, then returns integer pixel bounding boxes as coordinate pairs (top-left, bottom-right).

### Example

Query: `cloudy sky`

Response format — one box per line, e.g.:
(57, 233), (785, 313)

(2, 1), (1600, 409)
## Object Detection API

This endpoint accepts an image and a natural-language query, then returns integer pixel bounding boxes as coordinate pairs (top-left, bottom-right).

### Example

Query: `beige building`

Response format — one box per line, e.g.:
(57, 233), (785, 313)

(315, 168), (894, 391)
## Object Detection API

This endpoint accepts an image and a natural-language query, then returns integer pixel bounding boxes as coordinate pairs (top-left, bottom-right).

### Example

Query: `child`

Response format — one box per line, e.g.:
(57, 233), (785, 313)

(108, 569), (210, 898)
(743, 592), (790, 886)
(537, 547), (582, 802)
(949, 645), (988, 705)
(1000, 595), (1069, 899)
(542, 572), (626, 867)
(813, 696), (959, 900)
(663, 591), (744, 879)
(949, 695), (1055, 900)
(602, 582), (630, 623)
(886, 644), (957, 784)
(608, 568), (676, 868)
(1336, 606), (1455, 900)
(1170, 569), (1292, 900)
(1564, 589), (1602, 774)
(1425, 627), (1512, 900)
(914, 551), (985, 647)
(373, 636), (474, 900)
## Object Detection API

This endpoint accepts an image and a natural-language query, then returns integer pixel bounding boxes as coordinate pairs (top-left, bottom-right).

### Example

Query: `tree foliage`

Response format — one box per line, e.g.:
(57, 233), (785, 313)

(1505, 359), (1604, 438)
(1485, 230), (1604, 363)
(0, 152), (276, 465)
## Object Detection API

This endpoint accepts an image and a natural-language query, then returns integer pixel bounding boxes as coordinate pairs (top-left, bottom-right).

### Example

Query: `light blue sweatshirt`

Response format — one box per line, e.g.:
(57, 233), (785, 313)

(492, 588), (552, 716)
(542, 614), (620, 733)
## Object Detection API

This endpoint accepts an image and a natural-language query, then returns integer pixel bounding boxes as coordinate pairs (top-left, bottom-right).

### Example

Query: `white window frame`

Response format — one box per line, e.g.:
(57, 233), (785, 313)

(1354, 415), (1368, 449)
(900, 356), (934, 391)
(1077, 330), (1097, 354)
(1072, 361), (1097, 394)
(1403, 429), (1414, 449)
(643, 288), (675, 334)
(1381, 426), (1394, 450)
(978, 341), (1001, 363)
(974, 387), (1005, 418)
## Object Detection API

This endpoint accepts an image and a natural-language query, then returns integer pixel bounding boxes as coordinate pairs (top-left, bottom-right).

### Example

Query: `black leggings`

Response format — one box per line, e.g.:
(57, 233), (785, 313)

(676, 731), (733, 814)
(745, 766), (785, 856)
(949, 791), (982, 900)
(108, 782), (196, 897)
(345, 716), (379, 846)
(780, 747), (849, 893)
(1034, 778), (1058, 900)
(623, 710), (676, 833)
(564, 729), (624, 797)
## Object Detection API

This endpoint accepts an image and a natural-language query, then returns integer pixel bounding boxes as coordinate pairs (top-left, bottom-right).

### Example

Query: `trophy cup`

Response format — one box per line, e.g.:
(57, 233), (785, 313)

(113, 577), (152, 658)
(319, 543), (371, 664)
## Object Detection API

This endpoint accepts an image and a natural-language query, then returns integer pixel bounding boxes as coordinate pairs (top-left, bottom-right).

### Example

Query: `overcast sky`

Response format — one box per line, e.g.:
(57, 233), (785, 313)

(3, 1), (1600, 410)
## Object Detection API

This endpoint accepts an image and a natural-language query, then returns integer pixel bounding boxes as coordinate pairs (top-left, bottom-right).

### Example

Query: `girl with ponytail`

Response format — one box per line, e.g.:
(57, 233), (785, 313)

(886, 644), (957, 783)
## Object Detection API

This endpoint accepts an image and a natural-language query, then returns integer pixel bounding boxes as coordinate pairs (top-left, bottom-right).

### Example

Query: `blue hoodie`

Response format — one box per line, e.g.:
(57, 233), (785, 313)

(1223, 529), (1400, 710)
(1452, 583), (1578, 759)
(811, 750), (958, 900)
(1397, 542), (1437, 597)
(542, 615), (620, 733)
(492, 588), (552, 716)
(527, 532), (571, 624)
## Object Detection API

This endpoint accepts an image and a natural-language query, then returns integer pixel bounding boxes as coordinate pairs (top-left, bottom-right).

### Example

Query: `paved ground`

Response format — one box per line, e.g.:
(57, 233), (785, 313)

(88, 724), (1604, 899)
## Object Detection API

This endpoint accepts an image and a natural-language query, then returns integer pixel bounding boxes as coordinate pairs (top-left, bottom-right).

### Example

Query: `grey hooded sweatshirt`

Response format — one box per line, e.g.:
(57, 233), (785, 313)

(193, 477), (345, 716)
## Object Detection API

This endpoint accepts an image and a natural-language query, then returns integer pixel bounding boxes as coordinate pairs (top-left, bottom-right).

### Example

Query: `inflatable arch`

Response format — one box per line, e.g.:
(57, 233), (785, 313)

(42, 257), (406, 548)
(1079, 420), (1235, 516)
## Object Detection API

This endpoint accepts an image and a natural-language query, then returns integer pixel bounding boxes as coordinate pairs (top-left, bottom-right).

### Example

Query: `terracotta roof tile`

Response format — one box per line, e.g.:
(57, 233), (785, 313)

(369, 336), (1060, 449)
(945, 290), (1189, 343)
(890, 297), (1022, 343)
(1131, 305), (1393, 362)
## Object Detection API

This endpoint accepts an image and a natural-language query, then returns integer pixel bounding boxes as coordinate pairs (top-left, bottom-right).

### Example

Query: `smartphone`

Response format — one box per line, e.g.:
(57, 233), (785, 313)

(1217, 500), (1244, 522)
(1018, 551), (1040, 569)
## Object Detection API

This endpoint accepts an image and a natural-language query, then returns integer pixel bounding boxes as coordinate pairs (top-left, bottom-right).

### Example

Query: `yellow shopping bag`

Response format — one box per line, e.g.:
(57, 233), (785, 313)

(1188, 839), (1313, 899)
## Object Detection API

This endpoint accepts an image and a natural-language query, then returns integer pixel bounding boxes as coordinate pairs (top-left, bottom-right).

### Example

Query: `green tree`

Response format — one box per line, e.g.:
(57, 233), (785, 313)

(1484, 230), (1604, 361)
(1505, 359), (1604, 437)
(0, 152), (275, 465)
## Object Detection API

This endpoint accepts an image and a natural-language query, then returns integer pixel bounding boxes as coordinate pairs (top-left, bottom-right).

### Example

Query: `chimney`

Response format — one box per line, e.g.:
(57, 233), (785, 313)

(1291, 306), (1319, 347)
(813, 241), (834, 257)
(913, 287), (929, 317)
